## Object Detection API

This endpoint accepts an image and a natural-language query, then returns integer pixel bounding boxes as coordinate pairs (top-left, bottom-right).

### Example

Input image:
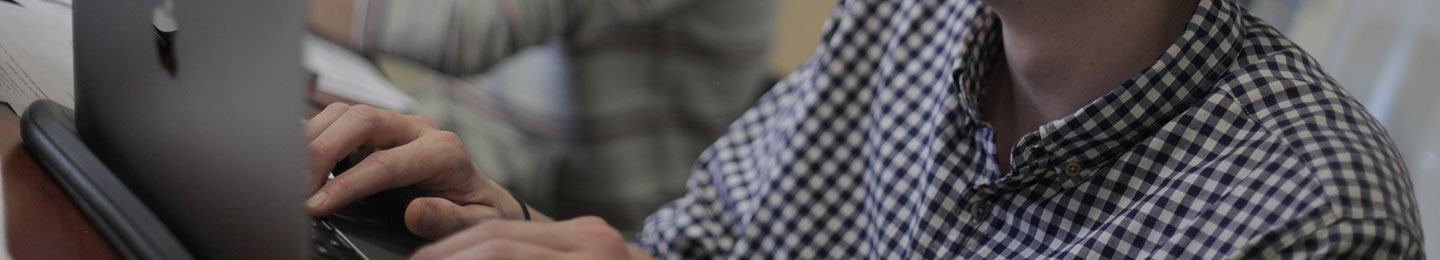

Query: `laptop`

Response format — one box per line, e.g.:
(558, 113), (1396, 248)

(18, 0), (425, 259)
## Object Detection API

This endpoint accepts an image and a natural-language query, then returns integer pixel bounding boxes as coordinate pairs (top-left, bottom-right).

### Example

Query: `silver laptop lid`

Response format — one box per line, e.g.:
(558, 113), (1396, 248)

(74, 0), (307, 259)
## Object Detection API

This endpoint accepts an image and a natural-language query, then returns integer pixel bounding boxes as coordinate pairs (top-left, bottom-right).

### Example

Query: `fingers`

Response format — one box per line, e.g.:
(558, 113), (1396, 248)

(304, 103), (351, 192)
(414, 217), (619, 259)
(405, 197), (502, 240)
(306, 103), (350, 142)
(418, 238), (568, 260)
(411, 217), (635, 260)
(308, 134), (448, 215)
(307, 105), (433, 194)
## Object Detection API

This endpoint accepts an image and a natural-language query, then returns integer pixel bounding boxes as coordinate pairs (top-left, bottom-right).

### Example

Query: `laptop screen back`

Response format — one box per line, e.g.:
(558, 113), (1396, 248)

(73, 0), (308, 258)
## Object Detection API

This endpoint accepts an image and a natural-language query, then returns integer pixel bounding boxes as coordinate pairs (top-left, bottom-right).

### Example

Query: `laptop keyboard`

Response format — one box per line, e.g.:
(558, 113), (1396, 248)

(312, 219), (366, 260)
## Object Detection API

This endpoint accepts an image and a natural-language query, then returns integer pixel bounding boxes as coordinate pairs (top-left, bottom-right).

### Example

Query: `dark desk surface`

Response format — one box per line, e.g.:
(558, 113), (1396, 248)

(0, 104), (122, 259)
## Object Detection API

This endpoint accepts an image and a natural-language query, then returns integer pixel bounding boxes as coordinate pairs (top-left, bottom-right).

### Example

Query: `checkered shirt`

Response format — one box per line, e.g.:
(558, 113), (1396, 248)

(634, 0), (1426, 258)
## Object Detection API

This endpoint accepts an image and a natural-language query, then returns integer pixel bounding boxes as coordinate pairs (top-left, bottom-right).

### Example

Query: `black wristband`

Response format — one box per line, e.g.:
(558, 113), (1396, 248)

(514, 195), (531, 221)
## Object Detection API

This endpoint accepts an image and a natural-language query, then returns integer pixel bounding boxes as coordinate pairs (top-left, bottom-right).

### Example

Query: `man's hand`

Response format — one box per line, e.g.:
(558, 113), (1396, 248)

(411, 217), (655, 260)
(306, 103), (543, 239)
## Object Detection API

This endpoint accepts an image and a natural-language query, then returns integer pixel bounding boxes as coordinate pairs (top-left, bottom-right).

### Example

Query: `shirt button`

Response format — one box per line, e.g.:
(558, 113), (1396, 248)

(1064, 162), (1083, 177)
(971, 202), (990, 218)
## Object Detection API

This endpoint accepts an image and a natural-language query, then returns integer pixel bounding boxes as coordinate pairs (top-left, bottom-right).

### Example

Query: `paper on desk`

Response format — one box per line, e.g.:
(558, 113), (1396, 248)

(0, 0), (74, 115)
(304, 34), (417, 112)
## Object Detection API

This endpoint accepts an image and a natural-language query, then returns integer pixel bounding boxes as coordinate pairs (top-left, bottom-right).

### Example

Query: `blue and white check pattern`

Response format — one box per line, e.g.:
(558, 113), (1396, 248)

(635, 0), (1425, 258)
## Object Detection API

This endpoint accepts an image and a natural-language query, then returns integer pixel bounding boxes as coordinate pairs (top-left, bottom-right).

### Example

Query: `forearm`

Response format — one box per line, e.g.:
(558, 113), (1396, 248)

(309, 0), (356, 44)
(310, 0), (569, 76)
(312, 0), (703, 76)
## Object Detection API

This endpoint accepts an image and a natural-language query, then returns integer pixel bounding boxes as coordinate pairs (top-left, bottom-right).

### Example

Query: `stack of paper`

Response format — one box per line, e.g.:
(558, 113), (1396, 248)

(0, 0), (74, 114)
(304, 34), (418, 112)
(0, 1), (415, 115)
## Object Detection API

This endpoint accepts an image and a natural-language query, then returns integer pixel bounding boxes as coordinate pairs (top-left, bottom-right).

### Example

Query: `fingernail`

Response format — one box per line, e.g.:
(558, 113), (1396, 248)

(420, 202), (435, 223)
(307, 191), (328, 209)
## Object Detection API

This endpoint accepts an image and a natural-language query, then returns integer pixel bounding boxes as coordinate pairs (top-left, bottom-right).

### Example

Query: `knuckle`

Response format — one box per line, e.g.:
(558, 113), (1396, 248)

(349, 104), (377, 113)
(324, 102), (351, 112)
(427, 131), (469, 162)
(582, 230), (624, 248)
(366, 150), (400, 173)
(581, 225), (619, 240)
(346, 105), (383, 124)
(307, 141), (333, 160)
(428, 132), (471, 168)
(474, 220), (509, 235)
(410, 115), (439, 128)
(473, 208), (502, 221)
(574, 220), (622, 244)
(464, 221), (508, 243)
(429, 130), (462, 144)
(363, 152), (405, 189)
(461, 205), (502, 222)
(475, 239), (518, 258)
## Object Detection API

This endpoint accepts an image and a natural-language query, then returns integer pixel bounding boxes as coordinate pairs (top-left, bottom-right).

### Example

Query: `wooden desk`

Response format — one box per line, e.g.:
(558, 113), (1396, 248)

(0, 90), (348, 259)
(0, 105), (122, 259)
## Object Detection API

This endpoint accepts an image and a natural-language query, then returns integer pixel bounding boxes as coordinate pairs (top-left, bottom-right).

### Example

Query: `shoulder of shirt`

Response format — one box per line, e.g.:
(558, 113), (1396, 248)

(1202, 14), (1417, 229)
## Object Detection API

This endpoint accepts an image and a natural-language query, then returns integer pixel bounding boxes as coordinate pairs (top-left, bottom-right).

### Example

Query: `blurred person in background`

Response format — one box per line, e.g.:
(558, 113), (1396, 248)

(308, 0), (777, 237)
(304, 0), (1426, 258)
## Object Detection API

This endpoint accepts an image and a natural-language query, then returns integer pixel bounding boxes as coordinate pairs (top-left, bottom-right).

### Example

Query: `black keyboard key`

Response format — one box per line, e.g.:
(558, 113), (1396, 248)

(311, 219), (365, 260)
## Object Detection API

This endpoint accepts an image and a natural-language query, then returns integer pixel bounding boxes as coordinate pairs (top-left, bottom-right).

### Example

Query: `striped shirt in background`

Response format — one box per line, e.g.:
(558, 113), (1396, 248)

(348, 0), (778, 237)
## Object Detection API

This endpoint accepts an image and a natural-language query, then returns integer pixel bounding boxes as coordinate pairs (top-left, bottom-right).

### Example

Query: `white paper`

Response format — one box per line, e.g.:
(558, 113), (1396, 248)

(0, 0), (74, 114)
(304, 34), (417, 112)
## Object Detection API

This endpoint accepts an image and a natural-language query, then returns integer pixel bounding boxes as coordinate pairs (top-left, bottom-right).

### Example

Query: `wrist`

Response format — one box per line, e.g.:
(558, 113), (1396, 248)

(483, 180), (527, 221)
(513, 193), (531, 221)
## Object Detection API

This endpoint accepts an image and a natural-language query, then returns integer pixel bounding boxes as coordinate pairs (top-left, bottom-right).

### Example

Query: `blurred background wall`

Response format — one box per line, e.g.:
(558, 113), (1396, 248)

(768, 0), (836, 77)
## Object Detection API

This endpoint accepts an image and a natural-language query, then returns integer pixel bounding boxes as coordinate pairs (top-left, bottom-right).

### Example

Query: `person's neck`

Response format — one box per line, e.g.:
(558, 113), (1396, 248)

(984, 0), (1197, 121)
(979, 0), (1197, 173)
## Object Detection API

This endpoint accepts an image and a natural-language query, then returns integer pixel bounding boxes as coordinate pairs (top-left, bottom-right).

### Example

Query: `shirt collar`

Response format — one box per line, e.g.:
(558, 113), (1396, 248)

(952, 0), (1245, 176)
